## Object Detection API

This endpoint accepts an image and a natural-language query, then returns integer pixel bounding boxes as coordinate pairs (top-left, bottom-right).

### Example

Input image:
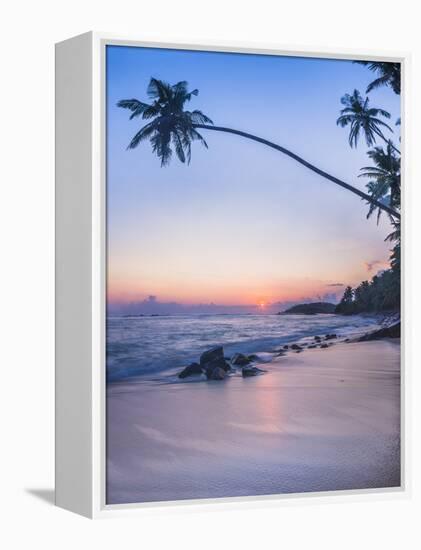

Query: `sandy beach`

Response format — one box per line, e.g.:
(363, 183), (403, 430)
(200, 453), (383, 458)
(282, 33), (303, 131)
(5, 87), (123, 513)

(106, 339), (400, 505)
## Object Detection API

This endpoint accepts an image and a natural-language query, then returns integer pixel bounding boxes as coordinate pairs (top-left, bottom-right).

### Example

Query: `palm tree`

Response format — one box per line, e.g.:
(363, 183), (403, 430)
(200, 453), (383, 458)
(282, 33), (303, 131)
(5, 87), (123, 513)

(358, 144), (400, 223)
(354, 61), (401, 95)
(117, 78), (213, 166)
(336, 89), (400, 155)
(118, 78), (400, 220)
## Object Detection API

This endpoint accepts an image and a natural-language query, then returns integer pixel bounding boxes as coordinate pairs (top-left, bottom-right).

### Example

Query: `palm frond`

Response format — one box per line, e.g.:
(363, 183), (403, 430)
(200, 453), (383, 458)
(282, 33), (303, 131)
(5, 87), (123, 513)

(366, 75), (390, 93)
(336, 114), (353, 127)
(187, 110), (214, 125)
(369, 108), (391, 120)
(147, 78), (172, 102)
(127, 122), (156, 150)
(354, 61), (401, 94)
(172, 131), (186, 163)
(189, 128), (208, 148)
(117, 99), (152, 120)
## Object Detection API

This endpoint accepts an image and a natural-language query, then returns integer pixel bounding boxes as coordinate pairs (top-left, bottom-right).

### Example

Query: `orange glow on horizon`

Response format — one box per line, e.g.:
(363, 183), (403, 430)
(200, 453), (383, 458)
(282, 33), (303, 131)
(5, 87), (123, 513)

(106, 280), (347, 307)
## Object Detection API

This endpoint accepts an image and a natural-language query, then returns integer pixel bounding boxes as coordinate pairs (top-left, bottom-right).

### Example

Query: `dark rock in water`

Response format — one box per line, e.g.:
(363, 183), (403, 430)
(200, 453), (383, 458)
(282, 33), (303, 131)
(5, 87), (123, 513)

(200, 346), (230, 378)
(208, 366), (226, 380)
(295, 349), (302, 353)
(291, 344), (302, 350)
(358, 322), (400, 341)
(325, 333), (337, 340)
(320, 343), (329, 349)
(308, 344), (317, 349)
(231, 353), (252, 366)
(178, 362), (203, 379)
(248, 354), (259, 361)
(242, 366), (265, 377)
(283, 345), (289, 350)
(314, 336), (321, 341)
(205, 362), (230, 378)
(200, 346), (224, 365)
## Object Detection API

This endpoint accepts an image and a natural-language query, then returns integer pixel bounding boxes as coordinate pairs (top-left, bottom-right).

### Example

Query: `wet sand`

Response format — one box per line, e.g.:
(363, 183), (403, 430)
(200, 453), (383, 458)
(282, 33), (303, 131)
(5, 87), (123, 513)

(106, 340), (401, 505)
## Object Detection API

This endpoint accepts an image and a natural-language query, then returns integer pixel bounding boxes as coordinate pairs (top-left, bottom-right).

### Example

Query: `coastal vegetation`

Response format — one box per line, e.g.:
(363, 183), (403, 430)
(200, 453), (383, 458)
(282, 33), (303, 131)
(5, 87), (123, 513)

(335, 61), (401, 315)
(335, 266), (400, 314)
(281, 302), (336, 315)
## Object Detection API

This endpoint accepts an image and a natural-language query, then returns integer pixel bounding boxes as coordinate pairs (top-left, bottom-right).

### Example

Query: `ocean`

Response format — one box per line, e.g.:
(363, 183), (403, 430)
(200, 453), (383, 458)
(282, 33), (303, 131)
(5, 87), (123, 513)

(106, 313), (381, 383)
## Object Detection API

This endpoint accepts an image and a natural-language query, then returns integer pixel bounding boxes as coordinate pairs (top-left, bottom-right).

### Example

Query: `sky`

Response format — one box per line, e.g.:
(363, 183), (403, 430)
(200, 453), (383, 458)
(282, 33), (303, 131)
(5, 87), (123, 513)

(106, 45), (400, 313)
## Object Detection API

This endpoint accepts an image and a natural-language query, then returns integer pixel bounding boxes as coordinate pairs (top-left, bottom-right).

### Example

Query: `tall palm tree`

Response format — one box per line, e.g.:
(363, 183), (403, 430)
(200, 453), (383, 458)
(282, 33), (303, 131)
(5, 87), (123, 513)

(336, 89), (400, 154)
(354, 61), (401, 95)
(118, 78), (400, 220)
(358, 143), (400, 223)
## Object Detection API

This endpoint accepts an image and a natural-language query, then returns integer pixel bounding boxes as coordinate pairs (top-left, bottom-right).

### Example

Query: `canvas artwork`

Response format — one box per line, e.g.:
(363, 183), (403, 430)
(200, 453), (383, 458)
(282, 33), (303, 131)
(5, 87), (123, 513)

(105, 46), (401, 505)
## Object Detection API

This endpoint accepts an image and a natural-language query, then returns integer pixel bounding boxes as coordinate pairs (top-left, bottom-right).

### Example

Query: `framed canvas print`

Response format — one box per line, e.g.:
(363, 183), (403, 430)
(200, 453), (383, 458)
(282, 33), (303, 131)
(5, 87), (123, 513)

(55, 32), (408, 518)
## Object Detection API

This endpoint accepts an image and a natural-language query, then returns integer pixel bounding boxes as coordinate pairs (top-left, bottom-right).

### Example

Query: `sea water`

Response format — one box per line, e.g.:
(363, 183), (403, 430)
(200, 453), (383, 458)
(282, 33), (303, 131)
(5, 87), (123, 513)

(106, 313), (381, 382)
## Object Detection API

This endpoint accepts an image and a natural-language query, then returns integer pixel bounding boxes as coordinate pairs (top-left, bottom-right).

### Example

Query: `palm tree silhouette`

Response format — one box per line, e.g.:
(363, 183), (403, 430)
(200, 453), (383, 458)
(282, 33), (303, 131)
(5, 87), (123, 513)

(118, 78), (400, 220)
(354, 61), (400, 95)
(358, 143), (400, 223)
(336, 89), (400, 155)
(117, 78), (213, 166)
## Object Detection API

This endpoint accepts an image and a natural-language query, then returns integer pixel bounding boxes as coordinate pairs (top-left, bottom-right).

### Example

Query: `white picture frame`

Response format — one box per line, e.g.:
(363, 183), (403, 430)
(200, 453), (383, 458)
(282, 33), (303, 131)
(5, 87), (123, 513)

(55, 31), (410, 518)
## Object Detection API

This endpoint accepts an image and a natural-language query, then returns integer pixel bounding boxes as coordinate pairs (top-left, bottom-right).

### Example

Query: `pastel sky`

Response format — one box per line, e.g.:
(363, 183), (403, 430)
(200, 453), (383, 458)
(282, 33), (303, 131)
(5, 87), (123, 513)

(106, 45), (400, 309)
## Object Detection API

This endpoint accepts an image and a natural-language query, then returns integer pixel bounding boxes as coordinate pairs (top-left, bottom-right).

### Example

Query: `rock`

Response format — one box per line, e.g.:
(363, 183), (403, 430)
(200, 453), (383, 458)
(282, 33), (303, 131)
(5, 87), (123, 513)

(200, 346), (224, 365)
(231, 352), (252, 366)
(320, 343), (329, 349)
(325, 333), (337, 340)
(248, 354), (259, 361)
(208, 366), (226, 380)
(205, 362), (230, 378)
(242, 366), (265, 377)
(291, 344), (302, 350)
(178, 362), (203, 379)
(308, 344), (317, 349)
(200, 346), (230, 378)
(358, 322), (400, 341)
(283, 345), (289, 350)
(314, 336), (321, 342)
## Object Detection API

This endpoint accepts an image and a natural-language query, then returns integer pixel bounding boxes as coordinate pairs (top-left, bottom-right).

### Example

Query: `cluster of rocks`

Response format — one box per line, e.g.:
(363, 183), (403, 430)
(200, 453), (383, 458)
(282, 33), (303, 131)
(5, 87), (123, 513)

(177, 332), (344, 381)
(178, 346), (265, 380)
(177, 322), (400, 383)
(276, 333), (338, 354)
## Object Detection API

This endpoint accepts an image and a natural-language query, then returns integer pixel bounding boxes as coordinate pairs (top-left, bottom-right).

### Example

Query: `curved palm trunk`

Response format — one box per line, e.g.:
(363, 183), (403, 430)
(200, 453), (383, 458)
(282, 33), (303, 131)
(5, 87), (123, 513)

(193, 124), (400, 220)
(373, 128), (401, 155)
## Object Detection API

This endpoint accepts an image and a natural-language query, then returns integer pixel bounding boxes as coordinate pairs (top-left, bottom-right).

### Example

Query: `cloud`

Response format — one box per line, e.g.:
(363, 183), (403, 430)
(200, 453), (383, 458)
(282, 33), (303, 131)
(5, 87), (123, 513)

(365, 260), (388, 273)
(326, 283), (344, 287)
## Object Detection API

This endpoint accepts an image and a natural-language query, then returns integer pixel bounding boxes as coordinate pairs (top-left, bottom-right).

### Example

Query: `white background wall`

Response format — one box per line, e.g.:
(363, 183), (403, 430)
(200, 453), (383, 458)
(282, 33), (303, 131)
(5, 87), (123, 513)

(0, 0), (419, 547)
